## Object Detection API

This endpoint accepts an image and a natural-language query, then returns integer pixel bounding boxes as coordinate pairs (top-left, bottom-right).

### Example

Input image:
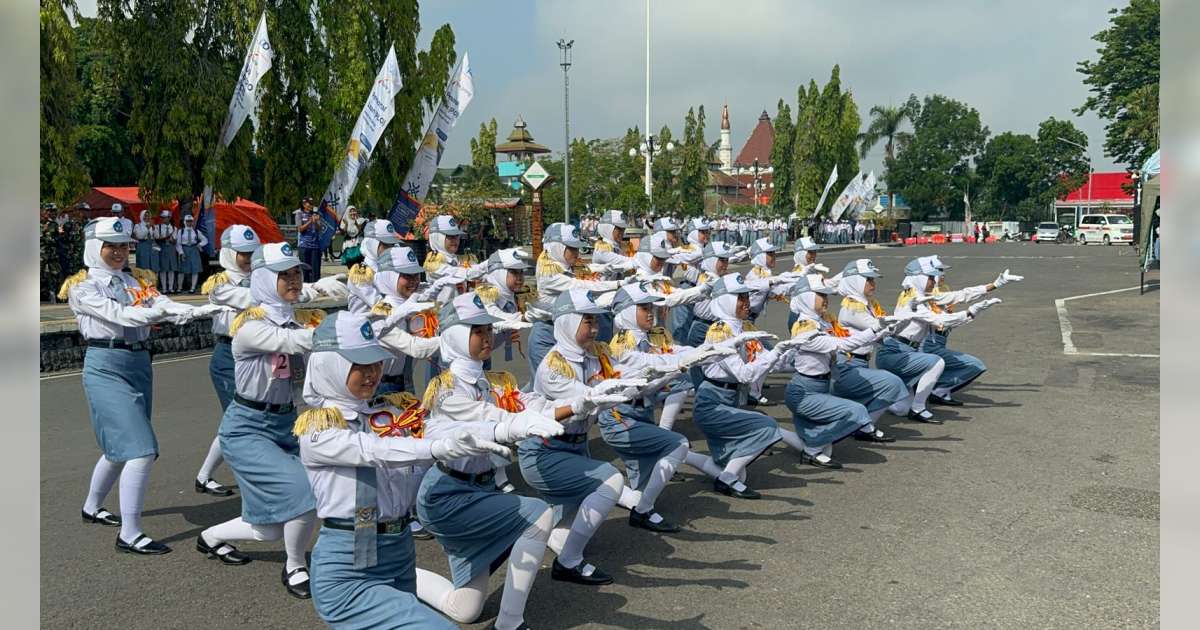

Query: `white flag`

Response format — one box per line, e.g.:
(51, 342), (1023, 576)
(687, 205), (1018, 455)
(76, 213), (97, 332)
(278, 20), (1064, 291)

(397, 53), (474, 204)
(851, 171), (877, 218)
(813, 164), (839, 216)
(321, 45), (405, 221)
(963, 187), (972, 231)
(218, 12), (273, 148)
(829, 170), (863, 222)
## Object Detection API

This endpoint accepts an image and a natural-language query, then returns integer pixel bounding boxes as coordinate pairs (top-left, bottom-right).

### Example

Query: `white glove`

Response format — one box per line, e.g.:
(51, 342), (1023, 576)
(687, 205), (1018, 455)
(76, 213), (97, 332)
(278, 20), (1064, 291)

(606, 259), (636, 274)
(772, 337), (807, 353)
(729, 249), (750, 263)
(313, 274), (349, 299)
(677, 345), (736, 370)
(721, 331), (777, 349)
(380, 301), (435, 332)
(493, 318), (531, 333)
(638, 365), (674, 381)
(591, 378), (648, 396)
(967, 298), (1001, 318)
(636, 272), (670, 284)
(431, 430), (512, 461)
(909, 294), (937, 310)
(170, 303), (226, 325)
(810, 263), (830, 274)
(993, 269), (1023, 288)
(464, 261), (490, 281)
(667, 246), (688, 257)
(493, 412), (564, 443)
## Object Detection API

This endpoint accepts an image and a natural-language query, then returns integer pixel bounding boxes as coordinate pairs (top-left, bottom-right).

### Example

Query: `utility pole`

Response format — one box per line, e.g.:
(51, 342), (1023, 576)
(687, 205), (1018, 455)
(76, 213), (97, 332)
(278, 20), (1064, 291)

(644, 0), (651, 200)
(557, 39), (574, 225)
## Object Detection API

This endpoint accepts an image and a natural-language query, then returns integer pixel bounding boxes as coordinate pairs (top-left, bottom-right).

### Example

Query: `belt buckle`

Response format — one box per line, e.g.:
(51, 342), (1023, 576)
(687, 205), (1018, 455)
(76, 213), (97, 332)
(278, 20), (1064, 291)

(382, 520), (407, 535)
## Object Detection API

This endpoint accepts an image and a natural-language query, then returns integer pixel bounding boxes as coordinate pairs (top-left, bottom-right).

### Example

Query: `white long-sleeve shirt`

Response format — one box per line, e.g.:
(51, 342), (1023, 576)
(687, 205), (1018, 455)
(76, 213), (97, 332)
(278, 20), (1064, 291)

(231, 318), (314, 404)
(530, 271), (618, 322)
(208, 277), (253, 337)
(533, 348), (614, 434)
(891, 297), (971, 345)
(789, 322), (884, 376)
(68, 272), (184, 342)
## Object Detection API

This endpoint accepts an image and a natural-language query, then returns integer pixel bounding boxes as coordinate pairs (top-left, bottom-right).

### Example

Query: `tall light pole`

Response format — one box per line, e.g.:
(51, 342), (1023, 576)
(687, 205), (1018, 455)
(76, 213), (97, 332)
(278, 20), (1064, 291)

(644, 0), (652, 200)
(1058, 136), (1092, 224)
(557, 38), (574, 226)
(629, 136), (673, 214)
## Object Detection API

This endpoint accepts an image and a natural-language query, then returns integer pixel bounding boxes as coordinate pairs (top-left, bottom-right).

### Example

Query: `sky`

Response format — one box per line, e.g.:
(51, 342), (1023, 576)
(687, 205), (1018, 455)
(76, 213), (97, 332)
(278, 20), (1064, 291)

(75, 0), (1127, 175)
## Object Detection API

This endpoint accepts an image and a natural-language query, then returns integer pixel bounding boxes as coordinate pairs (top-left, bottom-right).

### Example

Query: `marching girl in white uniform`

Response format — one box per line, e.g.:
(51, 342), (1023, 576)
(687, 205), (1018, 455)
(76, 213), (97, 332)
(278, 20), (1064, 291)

(65, 217), (222, 554)
(875, 257), (1002, 424)
(346, 219), (403, 315)
(527, 223), (630, 375)
(175, 214), (208, 293)
(784, 274), (906, 469)
(298, 310), (506, 629)
(198, 226), (348, 498)
(683, 241), (735, 349)
(132, 207), (156, 270)
(153, 210), (178, 293)
(745, 237), (800, 323)
(916, 255), (1022, 405)
(692, 273), (814, 499)
(197, 243), (331, 598)
(475, 248), (534, 372)
(787, 237), (831, 331)
(416, 293), (596, 629)
(522, 290), (647, 585)
(589, 210), (638, 343)
(605, 283), (732, 529)
(422, 214), (489, 304)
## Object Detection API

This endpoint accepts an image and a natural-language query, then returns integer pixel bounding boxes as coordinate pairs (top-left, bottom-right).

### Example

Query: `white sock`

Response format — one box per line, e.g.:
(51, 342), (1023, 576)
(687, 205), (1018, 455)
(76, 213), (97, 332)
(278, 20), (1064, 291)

(717, 454), (756, 490)
(778, 428), (806, 452)
(932, 386), (952, 398)
(202, 517), (282, 546)
(617, 484), (641, 511)
(196, 436), (223, 482)
(189, 273), (199, 291)
(83, 455), (123, 515)
(493, 464), (510, 489)
(658, 390), (689, 431)
(557, 473), (621, 569)
(283, 511), (317, 577)
(683, 450), (723, 479)
(859, 422), (877, 434)
(635, 442), (686, 514)
(496, 507), (554, 630)
(118, 456), (153, 545)
(912, 359), (946, 412)
(416, 568), (488, 624)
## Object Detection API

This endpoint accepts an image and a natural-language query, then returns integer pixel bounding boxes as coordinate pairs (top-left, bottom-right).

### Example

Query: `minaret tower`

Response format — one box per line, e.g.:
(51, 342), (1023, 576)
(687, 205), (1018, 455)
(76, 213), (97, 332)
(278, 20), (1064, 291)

(719, 101), (733, 173)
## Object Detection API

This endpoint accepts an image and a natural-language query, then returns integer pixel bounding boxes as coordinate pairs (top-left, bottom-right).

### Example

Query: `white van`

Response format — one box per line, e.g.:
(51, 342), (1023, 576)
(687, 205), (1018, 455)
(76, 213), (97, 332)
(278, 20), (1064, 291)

(1076, 214), (1134, 245)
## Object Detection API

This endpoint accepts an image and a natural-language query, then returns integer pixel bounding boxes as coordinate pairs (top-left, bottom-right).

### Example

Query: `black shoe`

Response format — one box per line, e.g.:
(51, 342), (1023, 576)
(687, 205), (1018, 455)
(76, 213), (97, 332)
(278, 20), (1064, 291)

(628, 509), (682, 533)
(281, 566), (312, 599)
(854, 429), (897, 444)
(82, 507), (121, 527)
(115, 534), (172, 555)
(929, 394), (963, 407)
(713, 478), (761, 500)
(907, 409), (944, 424)
(551, 558), (613, 585)
(195, 478), (236, 497)
(409, 523), (434, 541)
(196, 534), (251, 565)
(799, 452), (844, 470)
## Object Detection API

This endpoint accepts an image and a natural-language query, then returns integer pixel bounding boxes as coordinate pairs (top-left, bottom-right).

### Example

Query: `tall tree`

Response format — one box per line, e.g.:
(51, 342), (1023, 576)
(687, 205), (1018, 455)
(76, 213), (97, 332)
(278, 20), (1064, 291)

(889, 94), (989, 219)
(41, 0), (91, 206)
(1033, 116), (1090, 208)
(769, 99), (794, 216)
(677, 106), (709, 217)
(975, 132), (1039, 217)
(1075, 0), (1159, 167)
(72, 16), (139, 187)
(650, 124), (676, 212)
(469, 118), (498, 171)
(791, 66), (860, 217)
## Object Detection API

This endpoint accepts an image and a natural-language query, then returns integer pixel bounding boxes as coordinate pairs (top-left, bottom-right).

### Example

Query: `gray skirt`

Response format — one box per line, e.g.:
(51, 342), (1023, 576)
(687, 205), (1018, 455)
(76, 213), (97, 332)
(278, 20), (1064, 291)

(784, 374), (870, 448)
(218, 400), (315, 524)
(528, 320), (555, 376)
(82, 346), (157, 462)
(178, 244), (202, 273)
(875, 337), (943, 387)
(518, 435), (619, 507)
(157, 242), (180, 272)
(417, 465), (548, 587)
(134, 239), (157, 271)
(832, 356), (908, 412)
(598, 404), (687, 490)
(692, 381), (782, 468)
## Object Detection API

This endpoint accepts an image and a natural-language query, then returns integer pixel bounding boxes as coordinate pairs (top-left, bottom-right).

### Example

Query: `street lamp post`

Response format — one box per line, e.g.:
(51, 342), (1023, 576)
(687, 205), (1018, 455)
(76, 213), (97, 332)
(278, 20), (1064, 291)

(629, 135), (674, 215)
(1057, 136), (1092, 226)
(557, 39), (574, 226)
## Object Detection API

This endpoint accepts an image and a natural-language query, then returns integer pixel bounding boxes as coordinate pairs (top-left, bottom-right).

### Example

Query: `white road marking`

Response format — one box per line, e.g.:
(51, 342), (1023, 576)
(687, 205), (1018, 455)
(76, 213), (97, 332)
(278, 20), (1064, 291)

(40, 352), (213, 381)
(1054, 286), (1159, 358)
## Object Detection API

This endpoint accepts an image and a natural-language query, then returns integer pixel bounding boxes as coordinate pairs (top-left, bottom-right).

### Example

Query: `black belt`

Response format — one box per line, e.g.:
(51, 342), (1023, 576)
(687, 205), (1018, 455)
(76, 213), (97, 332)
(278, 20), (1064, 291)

(436, 461), (495, 485)
(552, 432), (589, 444)
(704, 379), (740, 391)
(896, 336), (923, 350)
(323, 515), (412, 535)
(846, 353), (871, 363)
(86, 339), (149, 352)
(233, 393), (295, 414)
(798, 372), (832, 381)
(214, 334), (233, 345)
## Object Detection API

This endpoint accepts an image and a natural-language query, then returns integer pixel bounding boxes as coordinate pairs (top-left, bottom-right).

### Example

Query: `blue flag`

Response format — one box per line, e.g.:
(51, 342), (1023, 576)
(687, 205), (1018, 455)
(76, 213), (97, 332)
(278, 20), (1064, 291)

(387, 189), (422, 237)
(317, 199), (339, 250)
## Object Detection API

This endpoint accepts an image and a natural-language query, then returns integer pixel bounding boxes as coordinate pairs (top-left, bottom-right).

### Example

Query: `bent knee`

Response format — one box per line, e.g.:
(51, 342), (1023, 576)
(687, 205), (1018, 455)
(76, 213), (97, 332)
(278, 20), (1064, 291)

(523, 506), (555, 542)
(252, 523), (284, 541)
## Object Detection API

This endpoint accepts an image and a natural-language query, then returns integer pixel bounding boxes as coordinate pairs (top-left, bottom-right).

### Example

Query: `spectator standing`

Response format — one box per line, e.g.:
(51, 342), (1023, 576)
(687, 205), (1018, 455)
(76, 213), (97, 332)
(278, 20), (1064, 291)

(296, 196), (324, 282)
(338, 206), (367, 267)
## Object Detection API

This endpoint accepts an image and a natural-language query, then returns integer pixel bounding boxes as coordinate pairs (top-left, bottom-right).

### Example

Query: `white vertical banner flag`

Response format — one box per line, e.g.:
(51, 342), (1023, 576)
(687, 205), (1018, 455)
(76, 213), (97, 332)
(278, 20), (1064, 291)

(851, 171), (877, 218)
(321, 44), (404, 220)
(219, 12), (273, 149)
(963, 187), (972, 233)
(389, 53), (474, 231)
(813, 164), (839, 217)
(829, 170), (863, 221)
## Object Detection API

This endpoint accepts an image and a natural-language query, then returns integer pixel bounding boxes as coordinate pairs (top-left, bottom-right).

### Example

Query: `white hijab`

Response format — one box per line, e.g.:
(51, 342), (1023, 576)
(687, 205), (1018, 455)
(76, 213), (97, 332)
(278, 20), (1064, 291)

(901, 274), (931, 297)
(373, 268), (408, 308)
(614, 304), (647, 345)
(686, 229), (705, 247)
(485, 268), (515, 304)
(711, 293), (744, 334)
(250, 266), (296, 325)
(598, 223), (620, 246)
(138, 210), (150, 225)
(633, 251), (660, 276)
(84, 239), (123, 286)
(361, 237), (382, 270)
(552, 312), (587, 364)
(700, 255), (725, 276)
(793, 249), (813, 267)
(219, 247), (249, 284)
(751, 251), (772, 270)
(838, 274), (870, 305)
(440, 325), (485, 387)
(429, 233), (458, 265)
(792, 292), (824, 327)
(544, 242), (570, 269)
(302, 351), (372, 421)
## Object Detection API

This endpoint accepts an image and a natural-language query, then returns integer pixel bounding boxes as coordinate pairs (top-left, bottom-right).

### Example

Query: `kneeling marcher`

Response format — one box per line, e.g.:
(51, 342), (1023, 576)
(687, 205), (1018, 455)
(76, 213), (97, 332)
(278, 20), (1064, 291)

(784, 274), (905, 470)
(298, 311), (508, 629)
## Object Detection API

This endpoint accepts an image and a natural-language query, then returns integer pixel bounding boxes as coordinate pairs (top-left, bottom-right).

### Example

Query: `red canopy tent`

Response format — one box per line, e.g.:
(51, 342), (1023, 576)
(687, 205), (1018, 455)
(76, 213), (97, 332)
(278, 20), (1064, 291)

(75, 186), (284, 243)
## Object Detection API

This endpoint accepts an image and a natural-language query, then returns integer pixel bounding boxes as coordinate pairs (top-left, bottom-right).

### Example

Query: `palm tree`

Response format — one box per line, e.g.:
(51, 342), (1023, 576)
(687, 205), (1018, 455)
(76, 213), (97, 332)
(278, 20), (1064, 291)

(857, 101), (918, 211)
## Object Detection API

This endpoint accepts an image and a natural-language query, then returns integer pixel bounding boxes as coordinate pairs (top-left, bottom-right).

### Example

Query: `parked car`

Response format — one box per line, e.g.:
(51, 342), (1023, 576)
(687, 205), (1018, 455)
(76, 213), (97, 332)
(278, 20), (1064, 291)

(1034, 222), (1061, 243)
(1076, 214), (1135, 245)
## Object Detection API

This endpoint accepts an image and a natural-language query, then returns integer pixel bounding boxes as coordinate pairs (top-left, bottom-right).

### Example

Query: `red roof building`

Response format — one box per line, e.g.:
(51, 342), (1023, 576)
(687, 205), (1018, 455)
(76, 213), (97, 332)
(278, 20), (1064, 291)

(733, 110), (774, 169)
(1053, 172), (1135, 225)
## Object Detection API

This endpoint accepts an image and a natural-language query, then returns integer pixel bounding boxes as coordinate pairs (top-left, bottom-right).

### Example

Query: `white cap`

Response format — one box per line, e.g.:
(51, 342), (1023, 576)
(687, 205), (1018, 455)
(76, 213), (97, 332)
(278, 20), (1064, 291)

(311, 312), (394, 365)
(221, 224), (261, 253)
(439, 292), (503, 329)
(110, 203), (124, 214)
(251, 242), (308, 272)
(84, 217), (133, 243)
(429, 215), (465, 236)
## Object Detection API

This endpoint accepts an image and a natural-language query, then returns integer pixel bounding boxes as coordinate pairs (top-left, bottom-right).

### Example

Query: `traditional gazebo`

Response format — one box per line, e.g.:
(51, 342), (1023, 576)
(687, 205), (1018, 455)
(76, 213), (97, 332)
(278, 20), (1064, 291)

(495, 116), (551, 164)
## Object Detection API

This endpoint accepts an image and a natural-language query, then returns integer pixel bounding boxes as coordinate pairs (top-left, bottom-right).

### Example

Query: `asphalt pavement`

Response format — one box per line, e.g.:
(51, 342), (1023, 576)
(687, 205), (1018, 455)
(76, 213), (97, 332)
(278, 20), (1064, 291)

(40, 242), (1159, 629)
